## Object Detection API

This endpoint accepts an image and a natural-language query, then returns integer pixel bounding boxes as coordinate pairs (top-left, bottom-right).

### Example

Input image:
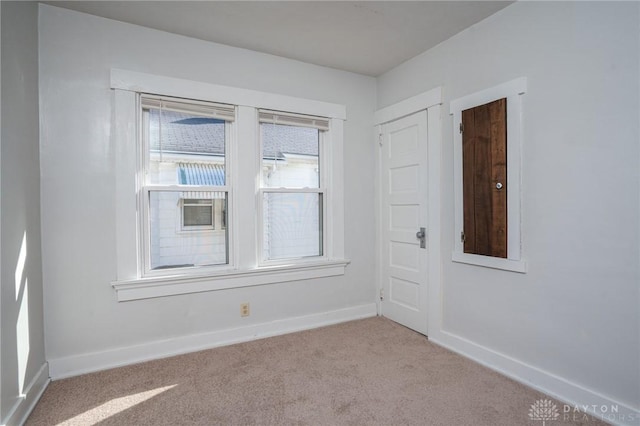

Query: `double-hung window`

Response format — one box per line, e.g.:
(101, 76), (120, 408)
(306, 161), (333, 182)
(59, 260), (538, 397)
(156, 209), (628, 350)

(259, 110), (328, 262)
(111, 69), (347, 301)
(140, 95), (234, 273)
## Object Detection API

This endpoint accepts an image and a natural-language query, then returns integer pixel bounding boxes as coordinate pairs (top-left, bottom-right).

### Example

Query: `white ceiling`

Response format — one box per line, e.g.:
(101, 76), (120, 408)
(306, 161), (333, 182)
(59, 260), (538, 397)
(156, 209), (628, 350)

(45, 1), (512, 76)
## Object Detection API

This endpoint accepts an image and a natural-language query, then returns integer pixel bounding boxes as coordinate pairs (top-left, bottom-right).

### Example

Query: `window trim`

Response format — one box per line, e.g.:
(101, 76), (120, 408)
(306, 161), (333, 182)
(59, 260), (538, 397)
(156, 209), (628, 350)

(112, 259), (350, 302)
(450, 77), (527, 273)
(112, 68), (346, 120)
(111, 69), (348, 301)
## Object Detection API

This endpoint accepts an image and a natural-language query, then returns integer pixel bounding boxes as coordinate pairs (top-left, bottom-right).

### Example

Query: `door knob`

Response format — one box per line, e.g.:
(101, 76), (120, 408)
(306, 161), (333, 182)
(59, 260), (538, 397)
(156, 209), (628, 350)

(416, 227), (426, 249)
(496, 182), (503, 190)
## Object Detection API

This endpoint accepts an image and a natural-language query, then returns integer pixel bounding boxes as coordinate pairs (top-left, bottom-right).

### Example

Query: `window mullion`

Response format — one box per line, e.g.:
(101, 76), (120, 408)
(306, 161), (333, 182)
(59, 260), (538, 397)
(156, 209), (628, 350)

(235, 106), (259, 270)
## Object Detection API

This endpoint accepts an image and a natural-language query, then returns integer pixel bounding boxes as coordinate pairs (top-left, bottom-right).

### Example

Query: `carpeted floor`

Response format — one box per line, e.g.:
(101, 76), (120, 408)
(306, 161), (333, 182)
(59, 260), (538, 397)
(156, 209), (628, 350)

(27, 317), (607, 425)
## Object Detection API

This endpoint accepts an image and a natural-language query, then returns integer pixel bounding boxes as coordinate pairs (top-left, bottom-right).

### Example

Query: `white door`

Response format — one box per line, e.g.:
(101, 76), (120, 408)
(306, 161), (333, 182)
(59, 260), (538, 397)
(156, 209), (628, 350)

(380, 111), (429, 335)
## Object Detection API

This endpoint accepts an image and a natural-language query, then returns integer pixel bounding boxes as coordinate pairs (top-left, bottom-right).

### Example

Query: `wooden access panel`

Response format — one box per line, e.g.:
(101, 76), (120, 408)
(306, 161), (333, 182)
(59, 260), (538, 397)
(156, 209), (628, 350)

(461, 98), (507, 258)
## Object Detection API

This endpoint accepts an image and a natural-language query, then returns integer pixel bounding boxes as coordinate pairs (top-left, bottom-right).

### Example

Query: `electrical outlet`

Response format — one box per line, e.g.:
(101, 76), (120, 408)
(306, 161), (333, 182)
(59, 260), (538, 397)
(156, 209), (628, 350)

(240, 303), (250, 317)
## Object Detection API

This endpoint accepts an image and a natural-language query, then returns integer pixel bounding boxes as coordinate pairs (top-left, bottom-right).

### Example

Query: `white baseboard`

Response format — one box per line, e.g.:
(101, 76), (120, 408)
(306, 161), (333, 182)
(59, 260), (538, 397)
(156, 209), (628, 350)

(1, 362), (50, 426)
(430, 330), (640, 426)
(49, 303), (377, 380)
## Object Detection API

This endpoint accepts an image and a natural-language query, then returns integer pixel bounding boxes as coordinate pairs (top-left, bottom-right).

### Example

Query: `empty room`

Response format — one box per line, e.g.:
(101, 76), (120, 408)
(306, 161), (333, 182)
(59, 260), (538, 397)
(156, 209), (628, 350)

(1, 1), (638, 425)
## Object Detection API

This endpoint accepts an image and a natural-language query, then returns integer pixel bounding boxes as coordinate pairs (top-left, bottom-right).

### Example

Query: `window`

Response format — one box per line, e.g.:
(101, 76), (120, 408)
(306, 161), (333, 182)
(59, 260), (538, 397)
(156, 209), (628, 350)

(450, 78), (527, 273)
(140, 95), (233, 273)
(111, 69), (347, 301)
(259, 111), (327, 262)
(182, 199), (214, 228)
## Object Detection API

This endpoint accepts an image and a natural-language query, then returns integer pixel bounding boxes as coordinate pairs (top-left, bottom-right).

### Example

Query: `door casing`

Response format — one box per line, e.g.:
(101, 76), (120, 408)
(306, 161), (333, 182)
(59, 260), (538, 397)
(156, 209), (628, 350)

(374, 88), (442, 338)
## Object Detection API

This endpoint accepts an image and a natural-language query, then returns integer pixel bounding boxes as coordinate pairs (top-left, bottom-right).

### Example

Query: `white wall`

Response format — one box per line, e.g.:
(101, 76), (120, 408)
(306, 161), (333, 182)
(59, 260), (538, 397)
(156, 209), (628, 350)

(378, 1), (639, 416)
(1, 2), (48, 424)
(39, 4), (377, 375)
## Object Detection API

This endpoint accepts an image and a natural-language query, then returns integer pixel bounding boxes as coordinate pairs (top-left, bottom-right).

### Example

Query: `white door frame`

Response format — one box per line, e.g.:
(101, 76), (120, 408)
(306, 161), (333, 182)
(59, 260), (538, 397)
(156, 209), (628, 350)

(374, 87), (442, 337)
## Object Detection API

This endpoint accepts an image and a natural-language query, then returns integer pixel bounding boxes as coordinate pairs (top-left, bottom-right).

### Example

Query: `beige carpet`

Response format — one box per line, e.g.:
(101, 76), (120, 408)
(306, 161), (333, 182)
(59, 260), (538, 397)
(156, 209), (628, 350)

(27, 317), (606, 425)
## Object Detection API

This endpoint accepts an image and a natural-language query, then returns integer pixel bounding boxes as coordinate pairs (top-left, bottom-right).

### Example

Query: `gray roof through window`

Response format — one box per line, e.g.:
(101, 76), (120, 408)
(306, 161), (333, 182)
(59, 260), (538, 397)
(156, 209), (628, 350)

(150, 110), (225, 156)
(149, 110), (319, 159)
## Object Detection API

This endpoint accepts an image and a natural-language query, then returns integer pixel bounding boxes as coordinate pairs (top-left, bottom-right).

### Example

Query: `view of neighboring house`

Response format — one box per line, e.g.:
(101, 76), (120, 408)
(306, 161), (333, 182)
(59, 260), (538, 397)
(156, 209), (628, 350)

(145, 106), (321, 270)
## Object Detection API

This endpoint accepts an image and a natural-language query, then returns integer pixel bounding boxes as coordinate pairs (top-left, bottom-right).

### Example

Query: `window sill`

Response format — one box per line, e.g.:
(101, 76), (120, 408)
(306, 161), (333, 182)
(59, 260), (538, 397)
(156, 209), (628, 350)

(452, 252), (527, 273)
(112, 259), (350, 302)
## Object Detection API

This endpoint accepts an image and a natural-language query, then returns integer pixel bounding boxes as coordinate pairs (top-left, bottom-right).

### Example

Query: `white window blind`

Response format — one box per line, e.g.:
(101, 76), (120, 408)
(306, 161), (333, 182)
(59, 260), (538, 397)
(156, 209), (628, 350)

(141, 94), (235, 121)
(259, 110), (329, 131)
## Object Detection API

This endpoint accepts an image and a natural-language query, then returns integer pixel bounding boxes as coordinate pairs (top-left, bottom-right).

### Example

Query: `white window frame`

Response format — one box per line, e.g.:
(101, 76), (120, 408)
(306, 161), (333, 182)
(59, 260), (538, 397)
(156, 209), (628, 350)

(111, 69), (348, 301)
(139, 95), (234, 277)
(450, 77), (527, 273)
(258, 114), (328, 266)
